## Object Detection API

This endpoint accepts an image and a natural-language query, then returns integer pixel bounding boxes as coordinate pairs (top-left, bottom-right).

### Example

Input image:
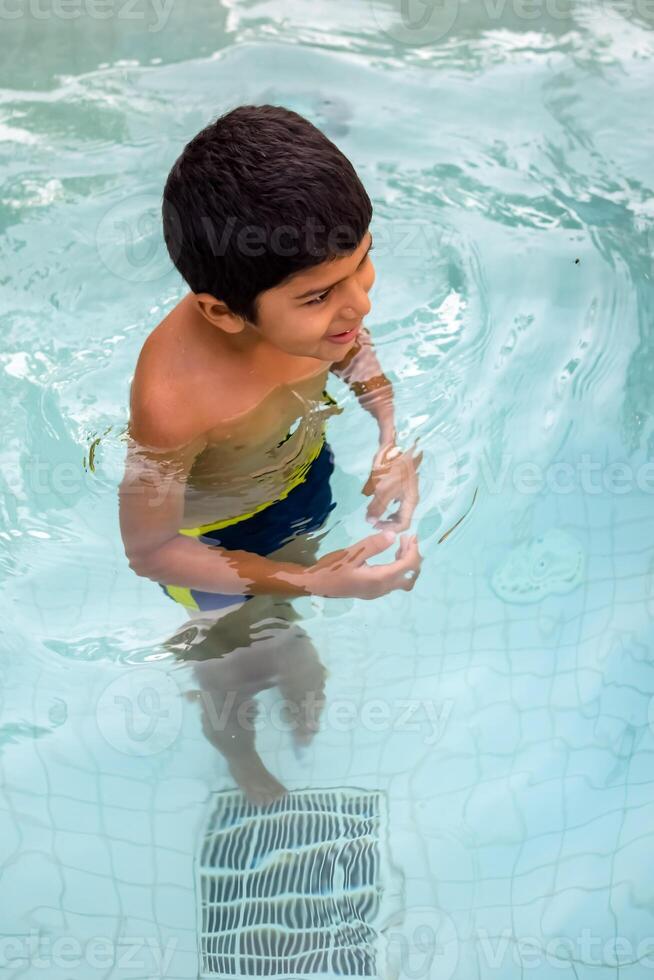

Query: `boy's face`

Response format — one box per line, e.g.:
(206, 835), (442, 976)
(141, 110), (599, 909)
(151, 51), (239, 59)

(251, 230), (375, 361)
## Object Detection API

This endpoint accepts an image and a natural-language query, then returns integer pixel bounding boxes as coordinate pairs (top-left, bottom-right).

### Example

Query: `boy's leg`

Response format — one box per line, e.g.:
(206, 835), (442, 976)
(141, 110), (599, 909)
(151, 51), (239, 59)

(170, 534), (326, 804)
(261, 533), (328, 744)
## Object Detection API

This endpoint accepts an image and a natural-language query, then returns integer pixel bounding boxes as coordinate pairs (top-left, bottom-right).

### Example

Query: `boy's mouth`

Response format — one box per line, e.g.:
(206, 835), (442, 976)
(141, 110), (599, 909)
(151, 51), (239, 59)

(325, 322), (361, 345)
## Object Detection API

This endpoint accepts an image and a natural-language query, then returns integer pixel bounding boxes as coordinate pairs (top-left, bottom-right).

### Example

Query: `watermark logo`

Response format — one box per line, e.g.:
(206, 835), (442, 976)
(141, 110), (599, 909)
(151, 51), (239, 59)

(96, 667), (183, 755)
(96, 194), (179, 283)
(371, 0), (460, 47)
(387, 906), (460, 980)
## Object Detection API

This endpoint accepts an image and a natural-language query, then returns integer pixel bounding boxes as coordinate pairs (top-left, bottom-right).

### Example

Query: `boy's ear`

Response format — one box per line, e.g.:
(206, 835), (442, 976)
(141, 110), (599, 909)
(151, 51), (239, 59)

(192, 293), (246, 334)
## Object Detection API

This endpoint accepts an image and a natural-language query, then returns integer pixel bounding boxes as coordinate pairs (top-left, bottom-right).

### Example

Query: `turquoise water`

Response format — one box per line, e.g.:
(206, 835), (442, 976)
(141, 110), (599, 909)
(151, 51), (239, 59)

(2, 2), (654, 977)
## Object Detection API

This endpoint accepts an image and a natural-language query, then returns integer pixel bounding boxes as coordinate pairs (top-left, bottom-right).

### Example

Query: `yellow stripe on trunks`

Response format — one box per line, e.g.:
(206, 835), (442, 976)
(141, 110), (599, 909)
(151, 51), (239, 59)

(177, 432), (326, 538)
(163, 584), (200, 610)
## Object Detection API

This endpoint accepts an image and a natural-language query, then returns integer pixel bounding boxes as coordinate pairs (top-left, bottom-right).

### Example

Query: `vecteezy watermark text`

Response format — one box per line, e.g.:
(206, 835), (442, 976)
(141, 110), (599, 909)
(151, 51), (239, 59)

(95, 193), (451, 283)
(370, 0), (654, 47)
(0, 0), (175, 30)
(192, 217), (446, 261)
(480, 451), (654, 496)
(94, 668), (452, 757)
(388, 908), (654, 980)
(22, 449), (654, 505)
(0, 932), (177, 973)
(474, 928), (654, 970)
(196, 691), (453, 747)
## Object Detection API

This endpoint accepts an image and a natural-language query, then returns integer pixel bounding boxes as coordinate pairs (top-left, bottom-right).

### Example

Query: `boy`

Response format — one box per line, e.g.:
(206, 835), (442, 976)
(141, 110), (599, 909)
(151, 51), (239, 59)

(119, 104), (422, 631)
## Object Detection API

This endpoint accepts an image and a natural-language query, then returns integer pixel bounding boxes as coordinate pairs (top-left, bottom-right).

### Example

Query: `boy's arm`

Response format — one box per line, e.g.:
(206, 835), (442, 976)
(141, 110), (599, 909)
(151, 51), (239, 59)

(118, 415), (421, 600)
(329, 326), (396, 448)
(118, 394), (318, 597)
(330, 327), (421, 532)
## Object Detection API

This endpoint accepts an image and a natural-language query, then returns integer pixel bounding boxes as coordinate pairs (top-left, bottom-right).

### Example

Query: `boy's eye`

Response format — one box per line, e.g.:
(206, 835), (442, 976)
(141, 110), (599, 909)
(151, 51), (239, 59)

(303, 245), (374, 307)
(305, 289), (331, 306)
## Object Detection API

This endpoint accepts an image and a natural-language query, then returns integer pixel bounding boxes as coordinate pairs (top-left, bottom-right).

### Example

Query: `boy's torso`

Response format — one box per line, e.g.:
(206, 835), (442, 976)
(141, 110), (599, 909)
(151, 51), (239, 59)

(130, 295), (341, 528)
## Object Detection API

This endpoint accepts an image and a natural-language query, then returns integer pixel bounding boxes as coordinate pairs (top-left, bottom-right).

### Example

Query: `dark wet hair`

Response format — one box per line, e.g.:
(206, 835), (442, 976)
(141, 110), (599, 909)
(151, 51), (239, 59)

(162, 104), (373, 325)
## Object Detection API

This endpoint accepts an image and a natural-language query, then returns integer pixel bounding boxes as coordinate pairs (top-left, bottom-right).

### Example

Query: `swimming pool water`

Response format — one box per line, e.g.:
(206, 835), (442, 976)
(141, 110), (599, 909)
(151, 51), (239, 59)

(1, 2), (654, 977)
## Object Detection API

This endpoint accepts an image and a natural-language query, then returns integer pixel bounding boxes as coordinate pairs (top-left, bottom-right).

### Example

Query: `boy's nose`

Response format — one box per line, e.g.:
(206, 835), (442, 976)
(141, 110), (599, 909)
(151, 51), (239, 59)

(341, 285), (372, 319)
(343, 280), (371, 316)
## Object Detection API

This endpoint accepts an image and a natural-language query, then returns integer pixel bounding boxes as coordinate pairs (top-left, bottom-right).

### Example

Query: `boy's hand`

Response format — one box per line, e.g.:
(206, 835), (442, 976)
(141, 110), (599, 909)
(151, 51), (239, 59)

(306, 530), (422, 599)
(362, 442), (423, 533)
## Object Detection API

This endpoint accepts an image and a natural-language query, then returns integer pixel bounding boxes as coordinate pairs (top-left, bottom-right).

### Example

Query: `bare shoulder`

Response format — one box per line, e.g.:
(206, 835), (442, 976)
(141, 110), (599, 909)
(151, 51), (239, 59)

(128, 295), (216, 451)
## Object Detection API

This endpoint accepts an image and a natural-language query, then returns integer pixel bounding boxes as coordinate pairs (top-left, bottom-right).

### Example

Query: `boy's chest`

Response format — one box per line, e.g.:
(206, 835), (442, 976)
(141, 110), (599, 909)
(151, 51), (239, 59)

(201, 361), (333, 453)
(183, 363), (339, 502)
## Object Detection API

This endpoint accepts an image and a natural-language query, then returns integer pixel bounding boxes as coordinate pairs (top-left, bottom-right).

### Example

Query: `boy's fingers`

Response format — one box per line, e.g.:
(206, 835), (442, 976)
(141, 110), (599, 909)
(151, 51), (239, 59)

(381, 513), (410, 533)
(374, 534), (420, 579)
(374, 509), (409, 533)
(401, 572), (419, 590)
(379, 549), (421, 593)
(374, 471), (418, 530)
(347, 529), (397, 565)
(366, 488), (396, 522)
(359, 534), (421, 595)
(395, 490), (418, 530)
(394, 535), (422, 576)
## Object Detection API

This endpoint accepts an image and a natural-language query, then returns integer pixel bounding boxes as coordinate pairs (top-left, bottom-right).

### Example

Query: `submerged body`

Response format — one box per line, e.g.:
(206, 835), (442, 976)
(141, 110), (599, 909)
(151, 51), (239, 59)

(181, 372), (339, 534)
(119, 280), (420, 802)
(119, 108), (422, 800)
(121, 239), (421, 609)
(123, 293), (346, 614)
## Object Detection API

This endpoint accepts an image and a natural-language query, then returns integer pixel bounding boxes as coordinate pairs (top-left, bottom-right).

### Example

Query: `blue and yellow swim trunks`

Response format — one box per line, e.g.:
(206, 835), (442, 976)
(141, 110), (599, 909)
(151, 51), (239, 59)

(159, 430), (336, 614)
